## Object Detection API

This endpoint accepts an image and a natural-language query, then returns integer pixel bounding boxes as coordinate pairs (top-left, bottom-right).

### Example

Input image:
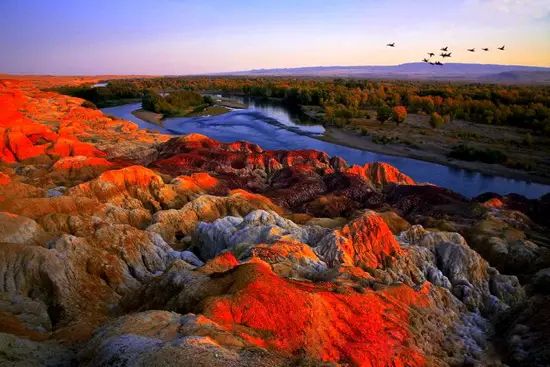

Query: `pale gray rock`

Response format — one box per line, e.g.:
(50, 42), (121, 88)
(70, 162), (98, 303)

(398, 225), (524, 313)
(193, 210), (330, 260)
(80, 311), (279, 367)
(0, 332), (75, 367)
(46, 186), (66, 198)
(486, 236), (543, 273)
(0, 224), (179, 328)
(178, 250), (204, 267)
(121, 260), (210, 313)
(0, 293), (51, 334)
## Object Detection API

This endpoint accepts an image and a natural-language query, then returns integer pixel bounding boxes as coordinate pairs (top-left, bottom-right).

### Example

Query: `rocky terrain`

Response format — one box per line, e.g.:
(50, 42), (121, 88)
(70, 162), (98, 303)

(0, 77), (549, 366)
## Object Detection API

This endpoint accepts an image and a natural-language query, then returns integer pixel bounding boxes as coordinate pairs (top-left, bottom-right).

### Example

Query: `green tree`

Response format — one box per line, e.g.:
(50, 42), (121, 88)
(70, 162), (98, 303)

(376, 105), (392, 124)
(429, 112), (445, 128)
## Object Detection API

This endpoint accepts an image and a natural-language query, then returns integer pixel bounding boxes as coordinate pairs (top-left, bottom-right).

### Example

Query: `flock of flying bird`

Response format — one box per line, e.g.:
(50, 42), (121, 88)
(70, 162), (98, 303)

(386, 43), (505, 66)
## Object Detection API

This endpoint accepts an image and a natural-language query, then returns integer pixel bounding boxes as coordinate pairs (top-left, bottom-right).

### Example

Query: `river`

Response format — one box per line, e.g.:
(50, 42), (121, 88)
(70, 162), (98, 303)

(102, 99), (550, 199)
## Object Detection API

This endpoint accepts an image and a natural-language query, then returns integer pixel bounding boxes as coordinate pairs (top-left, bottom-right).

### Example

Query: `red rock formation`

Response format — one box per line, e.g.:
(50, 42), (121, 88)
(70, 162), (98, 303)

(175, 172), (224, 193)
(0, 172), (10, 185)
(1, 77), (541, 367)
(317, 210), (403, 268)
(151, 135), (416, 217)
(52, 156), (114, 182)
(199, 252), (240, 274)
(203, 261), (429, 366)
(347, 162), (415, 187)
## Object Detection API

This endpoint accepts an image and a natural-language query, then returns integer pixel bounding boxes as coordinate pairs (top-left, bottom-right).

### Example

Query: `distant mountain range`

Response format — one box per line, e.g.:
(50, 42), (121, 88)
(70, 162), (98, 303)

(222, 63), (550, 83)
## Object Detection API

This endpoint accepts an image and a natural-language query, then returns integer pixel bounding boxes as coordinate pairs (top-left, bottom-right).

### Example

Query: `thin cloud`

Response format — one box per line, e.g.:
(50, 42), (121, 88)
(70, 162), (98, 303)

(466, 0), (550, 19)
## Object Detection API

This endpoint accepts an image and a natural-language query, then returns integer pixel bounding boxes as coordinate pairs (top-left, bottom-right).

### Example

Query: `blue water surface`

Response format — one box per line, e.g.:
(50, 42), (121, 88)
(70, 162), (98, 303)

(102, 100), (550, 199)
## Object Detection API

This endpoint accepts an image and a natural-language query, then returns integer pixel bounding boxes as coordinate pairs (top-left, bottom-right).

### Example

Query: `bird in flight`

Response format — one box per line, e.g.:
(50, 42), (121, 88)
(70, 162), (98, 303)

(440, 52), (452, 58)
(422, 58), (429, 63)
(428, 52), (435, 57)
(435, 61), (444, 66)
(482, 48), (489, 51)
(498, 45), (505, 51)
(467, 48), (475, 52)
(387, 42), (395, 47)
(441, 46), (448, 51)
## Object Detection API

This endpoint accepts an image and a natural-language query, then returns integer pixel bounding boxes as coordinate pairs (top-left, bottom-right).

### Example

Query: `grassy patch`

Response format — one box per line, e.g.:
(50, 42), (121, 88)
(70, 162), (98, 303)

(448, 144), (507, 164)
(372, 134), (399, 145)
(186, 105), (230, 117)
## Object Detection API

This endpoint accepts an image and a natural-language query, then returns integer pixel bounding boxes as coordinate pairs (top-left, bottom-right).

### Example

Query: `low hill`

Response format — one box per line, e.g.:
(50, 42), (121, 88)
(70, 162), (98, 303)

(224, 63), (550, 83)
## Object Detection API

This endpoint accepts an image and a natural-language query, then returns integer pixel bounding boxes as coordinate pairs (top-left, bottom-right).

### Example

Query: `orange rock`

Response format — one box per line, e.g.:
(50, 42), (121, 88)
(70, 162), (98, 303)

(0, 129), (17, 162)
(203, 261), (429, 366)
(199, 252), (240, 274)
(0, 172), (10, 185)
(52, 156), (114, 183)
(53, 156), (113, 171)
(173, 172), (225, 194)
(348, 162), (415, 187)
(49, 137), (105, 158)
(228, 189), (284, 214)
(0, 196), (100, 219)
(68, 165), (172, 211)
(317, 210), (403, 268)
(6, 129), (47, 161)
(98, 165), (161, 187)
(252, 240), (321, 263)
(483, 197), (505, 208)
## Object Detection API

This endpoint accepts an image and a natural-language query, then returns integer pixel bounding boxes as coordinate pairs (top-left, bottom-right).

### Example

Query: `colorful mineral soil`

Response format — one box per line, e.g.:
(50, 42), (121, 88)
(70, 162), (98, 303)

(0, 77), (548, 367)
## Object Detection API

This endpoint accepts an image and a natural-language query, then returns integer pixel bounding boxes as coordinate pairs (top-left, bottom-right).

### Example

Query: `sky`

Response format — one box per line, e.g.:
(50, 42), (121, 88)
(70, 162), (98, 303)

(0, 0), (549, 75)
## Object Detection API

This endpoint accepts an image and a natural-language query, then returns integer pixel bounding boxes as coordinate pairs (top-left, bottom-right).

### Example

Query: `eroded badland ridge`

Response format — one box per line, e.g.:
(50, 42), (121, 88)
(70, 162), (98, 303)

(0, 77), (549, 366)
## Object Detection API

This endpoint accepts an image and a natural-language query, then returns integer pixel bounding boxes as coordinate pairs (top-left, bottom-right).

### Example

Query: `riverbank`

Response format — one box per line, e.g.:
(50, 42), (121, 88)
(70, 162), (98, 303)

(318, 125), (550, 185)
(131, 104), (232, 125)
(217, 97), (246, 109)
(132, 108), (163, 125)
(103, 100), (550, 198)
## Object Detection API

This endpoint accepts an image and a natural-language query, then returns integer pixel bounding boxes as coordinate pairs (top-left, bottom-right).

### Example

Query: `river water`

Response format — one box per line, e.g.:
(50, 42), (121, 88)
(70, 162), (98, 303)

(102, 99), (550, 199)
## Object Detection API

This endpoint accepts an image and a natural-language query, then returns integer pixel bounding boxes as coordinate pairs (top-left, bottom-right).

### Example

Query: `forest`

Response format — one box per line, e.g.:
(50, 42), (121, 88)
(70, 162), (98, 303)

(52, 77), (550, 135)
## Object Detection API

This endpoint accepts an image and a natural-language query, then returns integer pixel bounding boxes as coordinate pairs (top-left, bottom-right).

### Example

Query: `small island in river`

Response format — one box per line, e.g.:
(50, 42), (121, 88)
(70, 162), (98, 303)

(134, 90), (237, 125)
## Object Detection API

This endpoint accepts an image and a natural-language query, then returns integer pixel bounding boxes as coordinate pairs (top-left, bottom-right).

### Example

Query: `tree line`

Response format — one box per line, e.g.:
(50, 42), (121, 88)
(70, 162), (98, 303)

(51, 77), (550, 134)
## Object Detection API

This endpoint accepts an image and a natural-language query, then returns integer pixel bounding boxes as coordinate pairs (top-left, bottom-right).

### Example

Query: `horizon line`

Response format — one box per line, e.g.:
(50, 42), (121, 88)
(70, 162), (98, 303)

(2, 61), (550, 78)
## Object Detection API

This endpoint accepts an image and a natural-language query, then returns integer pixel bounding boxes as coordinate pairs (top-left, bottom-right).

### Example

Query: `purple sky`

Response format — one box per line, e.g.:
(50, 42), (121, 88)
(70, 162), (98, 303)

(1, 0), (549, 74)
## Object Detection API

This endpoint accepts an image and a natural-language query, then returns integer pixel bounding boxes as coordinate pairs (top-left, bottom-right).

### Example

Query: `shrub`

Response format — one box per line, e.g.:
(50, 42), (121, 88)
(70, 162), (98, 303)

(333, 119), (347, 128)
(303, 268), (339, 283)
(523, 132), (533, 147)
(142, 89), (206, 116)
(81, 100), (97, 110)
(202, 95), (214, 105)
(372, 134), (398, 145)
(334, 286), (348, 294)
(448, 144), (508, 164)
(505, 160), (534, 171)
(334, 107), (353, 119)
(392, 105), (407, 125)
(376, 104), (392, 124)
(429, 112), (445, 128)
